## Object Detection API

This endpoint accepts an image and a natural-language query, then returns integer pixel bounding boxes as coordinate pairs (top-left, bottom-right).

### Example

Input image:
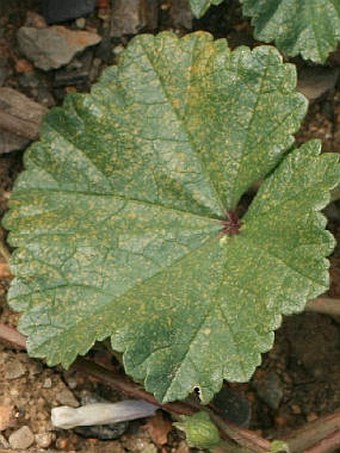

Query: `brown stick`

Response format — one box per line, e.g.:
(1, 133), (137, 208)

(283, 410), (340, 452)
(305, 297), (340, 317)
(75, 358), (194, 416)
(0, 323), (26, 350)
(304, 430), (340, 453)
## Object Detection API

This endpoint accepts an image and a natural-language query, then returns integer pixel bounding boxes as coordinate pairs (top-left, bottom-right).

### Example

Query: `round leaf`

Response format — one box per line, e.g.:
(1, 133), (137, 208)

(4, 32), (339, 403)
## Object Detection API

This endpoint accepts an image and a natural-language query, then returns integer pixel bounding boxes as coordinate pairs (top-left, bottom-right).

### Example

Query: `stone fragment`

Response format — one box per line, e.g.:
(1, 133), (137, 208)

(42, 377), (53, 388)
(43, 0), (96, 24)
(253, 371), (284, 410)
(297, 67), (339, 102)
(0, 87), (47, 154)
(53, 50), (94, 92)
(35, 432), (56, 448)
(17, 25), (101, 71)
(5, 359), (26, 380)
(75, 17), (86, 29)
(169, 0), (193, 29)
(74, 421), (128, 440)
(8, 426), (35, 450)
(211, 386), (251, 427)
(56, 387), (79, 408)
(17, 70), (55, 108)
(111, 0), (158, 37)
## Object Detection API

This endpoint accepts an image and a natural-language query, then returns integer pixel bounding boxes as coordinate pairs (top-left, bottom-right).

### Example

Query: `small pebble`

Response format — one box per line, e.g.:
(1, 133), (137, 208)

(65, 377), (78, 390)
(29, 360), (43, 376)
(5, 360), (26, 380)
(75, 17), (86, 29)
(74, 421), (128, 441)
(8, 425), (35, 450)
(56, 388), (79, 408)
(307, 412), (318, 422)
(141, 445), (158, 453)
(42, 377), (53, 389)
(253, 371), (284, 410)
(291, 404), (302, 415)
(15, 58), (34, 73)
(113, 44), (125, 56)
(35, 432), (56, 448)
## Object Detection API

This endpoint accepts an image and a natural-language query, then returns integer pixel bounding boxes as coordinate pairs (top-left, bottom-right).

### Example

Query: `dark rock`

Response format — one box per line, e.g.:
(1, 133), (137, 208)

(95, 35), (115, 64)
(74, 421), (129, 440)
(43, 0), (96, 25)
(17, 71), (56, 107)
(253, 371), (284, 410)
(211, 386), (251, 427)
(297, 67), (339, 102)
(53, 50), (94, 98)
(17, 25), (101, 71)
(111, 0), (158, 37)
(0, 56), (10, 87)
(0, 43), (11, 87)
(169, 0), (193, 30)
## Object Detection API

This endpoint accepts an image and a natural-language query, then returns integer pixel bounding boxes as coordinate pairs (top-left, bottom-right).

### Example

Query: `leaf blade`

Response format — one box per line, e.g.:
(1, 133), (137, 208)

(241, 0), (340, 63)
(4, 32), (338, 403)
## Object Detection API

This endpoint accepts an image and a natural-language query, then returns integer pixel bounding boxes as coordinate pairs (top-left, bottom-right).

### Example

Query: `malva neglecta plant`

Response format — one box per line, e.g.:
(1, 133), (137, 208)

(190, 0), (340, 63)
(3, 32), (340, 405)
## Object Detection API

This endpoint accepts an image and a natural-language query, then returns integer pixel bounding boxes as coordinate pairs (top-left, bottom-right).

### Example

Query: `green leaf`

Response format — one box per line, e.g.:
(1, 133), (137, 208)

(189, 0), (224, 18)
(175, 412), (221, 449)
(240, 0), (340, 63)
(4, 32), (339, 404)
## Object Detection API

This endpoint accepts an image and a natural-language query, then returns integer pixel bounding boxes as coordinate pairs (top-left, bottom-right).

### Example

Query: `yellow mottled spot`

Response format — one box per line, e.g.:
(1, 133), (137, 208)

(219, 236), (229, 246)
(203, 328), (211, 336)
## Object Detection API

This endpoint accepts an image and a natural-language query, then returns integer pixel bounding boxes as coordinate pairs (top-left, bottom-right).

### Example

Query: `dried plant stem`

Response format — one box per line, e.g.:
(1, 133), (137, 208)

(305, 297), (340, 317)
(0, 322), (26, 350)
(282, 410), (340, 452)
(305, 430), (340, 453)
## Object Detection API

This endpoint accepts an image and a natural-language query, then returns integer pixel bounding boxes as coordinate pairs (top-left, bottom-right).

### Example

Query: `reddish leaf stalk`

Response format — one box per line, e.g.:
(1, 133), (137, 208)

(220, 211), (242, 236)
